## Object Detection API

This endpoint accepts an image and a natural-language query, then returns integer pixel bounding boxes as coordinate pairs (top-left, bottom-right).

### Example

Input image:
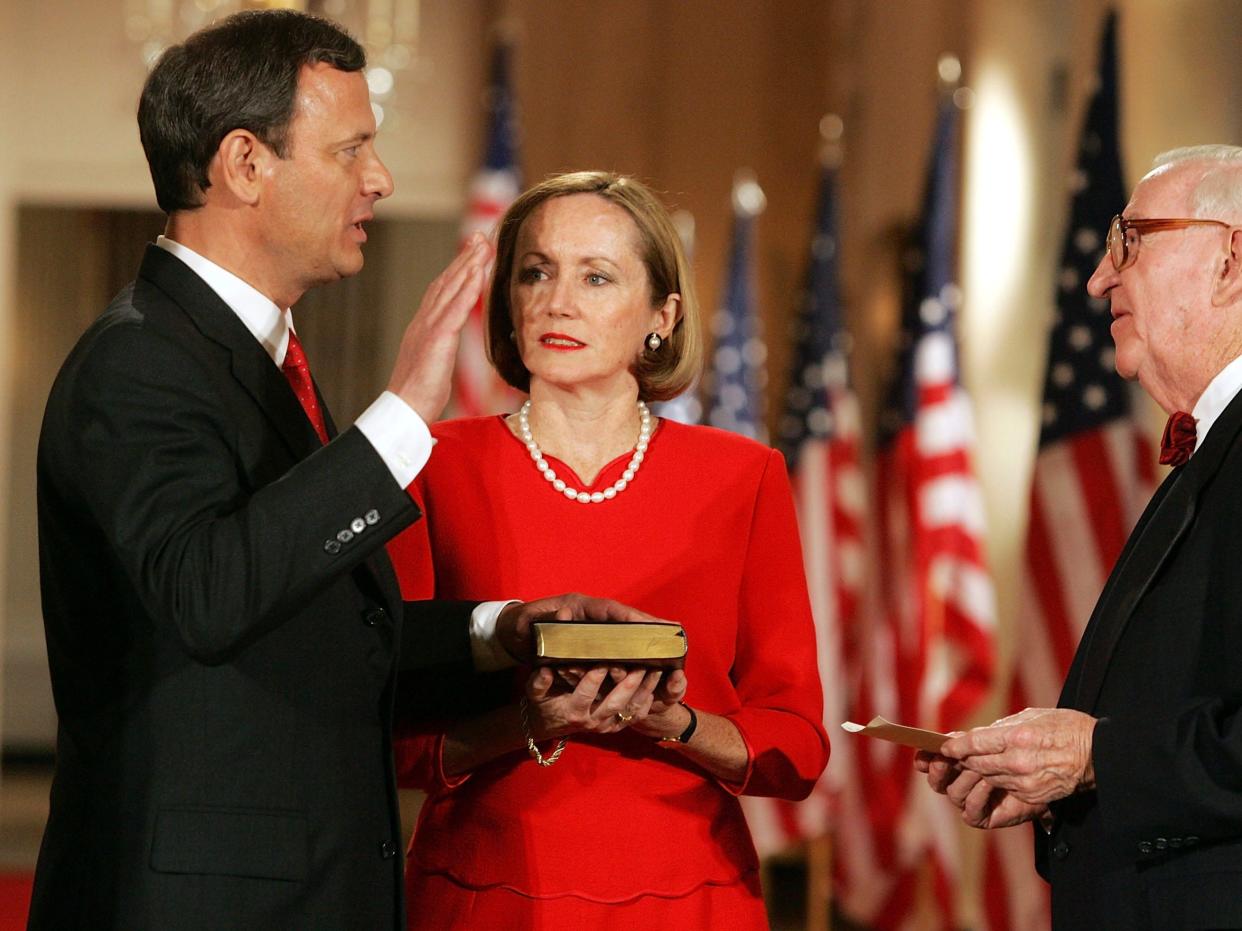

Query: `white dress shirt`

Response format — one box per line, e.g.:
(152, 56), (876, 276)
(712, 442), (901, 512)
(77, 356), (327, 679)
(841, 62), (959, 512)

(155, 236), (513, 669)
(1191, 352), (1242, 453)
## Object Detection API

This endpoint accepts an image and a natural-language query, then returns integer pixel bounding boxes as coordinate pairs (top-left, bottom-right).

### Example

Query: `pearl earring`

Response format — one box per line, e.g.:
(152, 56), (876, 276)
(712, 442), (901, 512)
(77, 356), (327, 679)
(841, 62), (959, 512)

(646, 332), (663, 352)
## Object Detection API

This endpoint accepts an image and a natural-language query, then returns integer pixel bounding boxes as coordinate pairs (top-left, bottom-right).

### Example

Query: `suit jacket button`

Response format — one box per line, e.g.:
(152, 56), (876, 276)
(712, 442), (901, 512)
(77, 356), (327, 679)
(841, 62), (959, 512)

(363, 608), (388, 627)
(337, 528), (354, 543)
(379, 840), (396, 859)
(1169, 837), (1183, 849)
(1154, 837), (1168, 850)
(1051, 840), (1070, 860)
(365, 509), (380, 525)
(1186, 836), (1199, 846)
(324, 539), (342, 555)
(351, 517), (367, 533)
(1138, 841), (1154, 854)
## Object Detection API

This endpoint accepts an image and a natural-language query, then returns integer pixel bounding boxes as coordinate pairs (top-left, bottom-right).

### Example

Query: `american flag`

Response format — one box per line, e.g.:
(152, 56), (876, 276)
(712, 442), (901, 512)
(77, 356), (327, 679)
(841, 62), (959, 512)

(983, 14), (1156, 930)
(843, 96), (997, 929)
(449, 39), (523, 418)
(704, 175), (768, 442)
(741, 158), (866, 857)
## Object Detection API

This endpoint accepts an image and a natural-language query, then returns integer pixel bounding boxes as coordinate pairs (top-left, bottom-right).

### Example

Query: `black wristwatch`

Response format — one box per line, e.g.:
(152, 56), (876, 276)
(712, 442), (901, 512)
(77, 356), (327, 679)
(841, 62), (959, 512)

(658, 703), (698, 745)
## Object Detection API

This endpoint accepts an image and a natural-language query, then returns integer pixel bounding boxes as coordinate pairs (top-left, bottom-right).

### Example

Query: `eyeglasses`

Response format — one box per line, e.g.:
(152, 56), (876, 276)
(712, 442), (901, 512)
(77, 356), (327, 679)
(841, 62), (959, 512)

(1106, 214), (1232, 271)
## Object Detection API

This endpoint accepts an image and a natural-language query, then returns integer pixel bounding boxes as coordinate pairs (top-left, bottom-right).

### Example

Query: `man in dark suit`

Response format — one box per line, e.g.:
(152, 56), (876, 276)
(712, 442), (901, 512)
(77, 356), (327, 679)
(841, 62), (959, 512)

(31, 10), (650, 930)
(917, 145), (1242, 929)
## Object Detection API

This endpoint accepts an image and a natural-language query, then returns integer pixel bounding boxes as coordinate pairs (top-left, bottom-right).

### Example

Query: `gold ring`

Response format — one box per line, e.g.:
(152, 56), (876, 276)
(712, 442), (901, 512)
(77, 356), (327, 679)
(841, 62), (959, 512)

(616, 711), (634, 724)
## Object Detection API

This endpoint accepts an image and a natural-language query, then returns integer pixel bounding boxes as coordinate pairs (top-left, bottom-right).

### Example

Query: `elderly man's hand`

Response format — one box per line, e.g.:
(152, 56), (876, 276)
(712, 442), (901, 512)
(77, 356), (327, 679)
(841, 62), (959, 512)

(917, 748), (1050, 829)
(938, 708), (1097, 807)
(494, 593), (654, 663)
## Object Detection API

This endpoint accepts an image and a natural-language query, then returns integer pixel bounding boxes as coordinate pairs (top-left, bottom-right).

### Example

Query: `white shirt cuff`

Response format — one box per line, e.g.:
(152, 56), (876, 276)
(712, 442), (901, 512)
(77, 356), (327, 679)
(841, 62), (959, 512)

(471, 600), (521, 671)
(354, 391), (433, 488)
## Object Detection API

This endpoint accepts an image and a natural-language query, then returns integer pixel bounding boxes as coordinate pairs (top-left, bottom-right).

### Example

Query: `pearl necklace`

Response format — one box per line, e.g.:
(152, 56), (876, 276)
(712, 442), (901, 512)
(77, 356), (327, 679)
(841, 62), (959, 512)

(518, 400), (652, 504)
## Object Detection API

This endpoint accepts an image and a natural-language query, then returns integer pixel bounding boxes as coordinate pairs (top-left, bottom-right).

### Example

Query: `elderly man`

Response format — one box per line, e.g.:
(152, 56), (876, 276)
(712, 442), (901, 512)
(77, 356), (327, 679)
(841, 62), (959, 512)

(920, 145), (1242, 929)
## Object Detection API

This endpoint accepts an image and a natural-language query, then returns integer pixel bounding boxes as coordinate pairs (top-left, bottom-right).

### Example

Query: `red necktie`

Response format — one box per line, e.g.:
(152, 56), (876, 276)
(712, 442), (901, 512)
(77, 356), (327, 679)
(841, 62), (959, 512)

(1159, 411), (1196, 467)
(282, 329), (329, 445)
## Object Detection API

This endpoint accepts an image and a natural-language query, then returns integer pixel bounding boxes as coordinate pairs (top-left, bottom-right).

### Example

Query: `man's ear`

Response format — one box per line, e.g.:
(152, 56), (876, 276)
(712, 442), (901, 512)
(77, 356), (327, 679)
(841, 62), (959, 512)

(1213, 227), (1242, 307)
(210, 129), (270, 206)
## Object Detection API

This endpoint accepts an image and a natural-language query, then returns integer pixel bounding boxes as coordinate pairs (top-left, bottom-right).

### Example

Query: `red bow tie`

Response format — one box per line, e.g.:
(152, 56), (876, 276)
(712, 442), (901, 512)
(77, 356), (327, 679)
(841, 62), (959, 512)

(1159, 411), (1196, 467)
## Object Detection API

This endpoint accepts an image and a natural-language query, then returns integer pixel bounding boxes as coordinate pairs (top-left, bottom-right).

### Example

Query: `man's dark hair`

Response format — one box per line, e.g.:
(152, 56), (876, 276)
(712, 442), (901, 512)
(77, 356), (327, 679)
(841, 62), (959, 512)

(137, 10), (366, 214)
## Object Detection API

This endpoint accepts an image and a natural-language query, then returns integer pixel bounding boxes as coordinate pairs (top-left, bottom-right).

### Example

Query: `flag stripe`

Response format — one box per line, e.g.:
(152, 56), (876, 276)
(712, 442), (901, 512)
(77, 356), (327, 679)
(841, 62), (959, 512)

(1027, 479), (1089, 674)
(842, 97), (996, 929)
(1020, 500), (1081, 697)
(1071, 428), (1130, 561)
(984, 12), (1157, 928)
(449, 43), (522, 419)
(746, 164), (864, 863)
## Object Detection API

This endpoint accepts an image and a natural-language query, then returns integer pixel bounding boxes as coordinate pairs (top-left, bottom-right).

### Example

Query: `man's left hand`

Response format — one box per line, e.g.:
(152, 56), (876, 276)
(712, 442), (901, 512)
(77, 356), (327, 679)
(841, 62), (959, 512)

(495, 593), (653, 663)
(939, 707), (1098, 807)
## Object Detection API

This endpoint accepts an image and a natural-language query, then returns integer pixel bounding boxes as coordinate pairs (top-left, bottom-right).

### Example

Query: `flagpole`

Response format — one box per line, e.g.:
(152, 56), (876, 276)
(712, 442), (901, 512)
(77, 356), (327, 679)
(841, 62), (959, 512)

(937, 51), (962, 98)
(803, 114), (845, 931)
(922, 60), (956, 925)
(732, 167), (767, 218)
(705, 169), (768, 440)
(819, 112), (844, 170)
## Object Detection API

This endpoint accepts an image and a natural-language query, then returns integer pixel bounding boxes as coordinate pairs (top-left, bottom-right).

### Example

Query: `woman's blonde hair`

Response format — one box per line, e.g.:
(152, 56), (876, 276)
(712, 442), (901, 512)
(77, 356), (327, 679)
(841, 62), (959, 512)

(486, 171), (703, 401)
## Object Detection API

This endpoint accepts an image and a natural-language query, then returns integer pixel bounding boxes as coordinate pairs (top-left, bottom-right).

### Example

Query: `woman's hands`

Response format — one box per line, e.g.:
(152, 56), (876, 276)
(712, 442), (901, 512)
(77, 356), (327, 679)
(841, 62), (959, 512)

(628, 669), (689, 740)
(440, 664), (693, 778)
(524, 665), (686, 739)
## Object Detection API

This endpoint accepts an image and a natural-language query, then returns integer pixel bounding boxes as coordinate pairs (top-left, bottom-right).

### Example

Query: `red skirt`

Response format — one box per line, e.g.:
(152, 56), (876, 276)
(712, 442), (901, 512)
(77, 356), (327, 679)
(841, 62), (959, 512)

(406, 868), (770, 930)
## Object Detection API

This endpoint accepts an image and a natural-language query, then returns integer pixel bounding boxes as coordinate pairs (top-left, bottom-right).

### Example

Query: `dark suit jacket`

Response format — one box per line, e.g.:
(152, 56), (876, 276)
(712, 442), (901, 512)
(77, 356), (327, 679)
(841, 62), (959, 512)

(30, 245), (475, 930)
(1038, 386), (1242, 929)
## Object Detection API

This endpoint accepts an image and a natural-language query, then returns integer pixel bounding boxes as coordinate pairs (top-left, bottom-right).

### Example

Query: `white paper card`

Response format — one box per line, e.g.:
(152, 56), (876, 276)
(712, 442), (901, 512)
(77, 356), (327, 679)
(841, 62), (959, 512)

(841, 716), (950, 753)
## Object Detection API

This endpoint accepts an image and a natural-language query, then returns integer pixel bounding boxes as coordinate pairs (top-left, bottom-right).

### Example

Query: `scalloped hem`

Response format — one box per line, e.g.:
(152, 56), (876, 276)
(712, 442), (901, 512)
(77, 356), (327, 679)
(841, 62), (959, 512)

(408, 865), (761, 905)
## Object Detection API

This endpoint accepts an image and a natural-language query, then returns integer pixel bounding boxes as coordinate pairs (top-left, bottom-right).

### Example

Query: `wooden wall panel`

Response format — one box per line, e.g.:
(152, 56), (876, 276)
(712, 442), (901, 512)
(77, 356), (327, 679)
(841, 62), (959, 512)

(502, 0), (836, 433)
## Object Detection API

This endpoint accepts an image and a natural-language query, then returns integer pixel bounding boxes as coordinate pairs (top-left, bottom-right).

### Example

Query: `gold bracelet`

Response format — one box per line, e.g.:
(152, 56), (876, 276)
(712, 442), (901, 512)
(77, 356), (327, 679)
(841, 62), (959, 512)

(520, 696), (567, 767)
(657, 702), (698, 745)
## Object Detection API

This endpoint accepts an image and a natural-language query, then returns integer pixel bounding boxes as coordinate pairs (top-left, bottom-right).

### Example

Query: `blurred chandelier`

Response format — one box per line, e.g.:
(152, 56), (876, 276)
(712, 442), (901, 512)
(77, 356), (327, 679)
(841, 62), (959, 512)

(124, 0), (420, 123)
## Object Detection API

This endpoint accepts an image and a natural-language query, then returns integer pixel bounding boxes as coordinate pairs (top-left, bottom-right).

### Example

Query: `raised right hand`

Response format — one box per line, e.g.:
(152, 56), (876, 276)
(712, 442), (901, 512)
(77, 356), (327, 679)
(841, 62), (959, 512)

(386, 233), (493, 422)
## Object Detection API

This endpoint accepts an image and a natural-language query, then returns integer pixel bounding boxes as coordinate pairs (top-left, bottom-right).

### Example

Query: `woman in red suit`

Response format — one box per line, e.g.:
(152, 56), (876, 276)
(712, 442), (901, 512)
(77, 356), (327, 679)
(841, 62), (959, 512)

(389, 171), (829, 929)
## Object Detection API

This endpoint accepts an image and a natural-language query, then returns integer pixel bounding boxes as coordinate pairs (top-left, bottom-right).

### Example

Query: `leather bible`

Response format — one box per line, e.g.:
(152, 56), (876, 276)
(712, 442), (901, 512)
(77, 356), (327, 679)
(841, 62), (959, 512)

(531, 621), (688, 667)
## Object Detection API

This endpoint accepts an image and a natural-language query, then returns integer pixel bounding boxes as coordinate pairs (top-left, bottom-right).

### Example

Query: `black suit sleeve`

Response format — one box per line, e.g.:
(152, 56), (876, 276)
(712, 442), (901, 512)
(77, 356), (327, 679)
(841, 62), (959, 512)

(399, 600), (476, 670)
(1093, 700), (1242, 853)
(41, 315), (423, 665)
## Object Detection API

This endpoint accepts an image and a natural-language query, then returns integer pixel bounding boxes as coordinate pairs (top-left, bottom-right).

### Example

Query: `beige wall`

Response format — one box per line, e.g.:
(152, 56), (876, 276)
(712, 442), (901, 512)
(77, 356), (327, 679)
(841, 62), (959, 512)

(0, 0), (18, 755)
(5, 0), (486, 214)
(505, 0), (839, 405)
(1122, 0), (1242, 170)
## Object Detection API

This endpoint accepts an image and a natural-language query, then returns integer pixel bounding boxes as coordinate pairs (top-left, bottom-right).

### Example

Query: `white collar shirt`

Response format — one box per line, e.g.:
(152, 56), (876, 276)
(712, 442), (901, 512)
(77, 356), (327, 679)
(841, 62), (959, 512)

(1191, 352), (1242, 452)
